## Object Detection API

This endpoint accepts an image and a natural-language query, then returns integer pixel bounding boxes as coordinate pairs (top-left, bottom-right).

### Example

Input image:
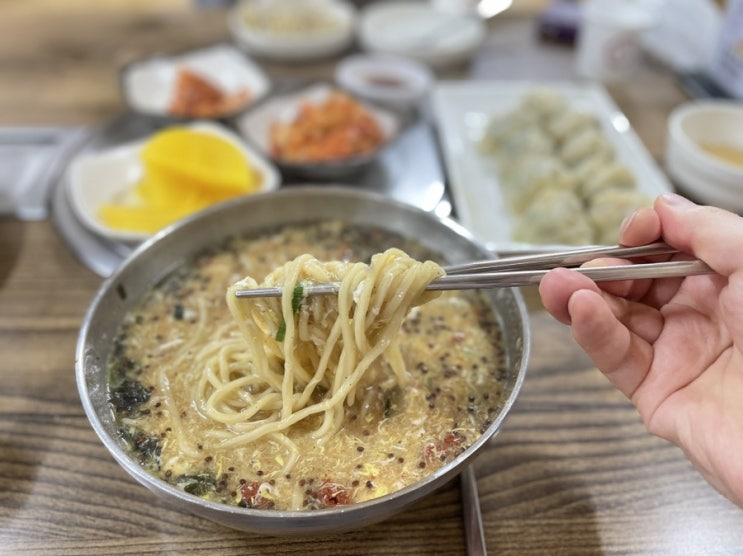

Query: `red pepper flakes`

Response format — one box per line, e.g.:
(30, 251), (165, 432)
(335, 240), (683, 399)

(239, 480), (274, 510)
(423, 430), (465, 464)
(305, 481), (351, 508)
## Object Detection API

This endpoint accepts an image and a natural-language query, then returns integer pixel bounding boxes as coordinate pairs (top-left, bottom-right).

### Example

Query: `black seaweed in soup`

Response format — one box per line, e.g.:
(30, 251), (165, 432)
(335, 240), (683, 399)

(107, 221), (506, 511)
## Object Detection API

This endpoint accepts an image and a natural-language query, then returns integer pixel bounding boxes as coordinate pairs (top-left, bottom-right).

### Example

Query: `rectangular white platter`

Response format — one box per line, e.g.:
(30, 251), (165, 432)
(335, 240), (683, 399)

(431, 80), (673, 253)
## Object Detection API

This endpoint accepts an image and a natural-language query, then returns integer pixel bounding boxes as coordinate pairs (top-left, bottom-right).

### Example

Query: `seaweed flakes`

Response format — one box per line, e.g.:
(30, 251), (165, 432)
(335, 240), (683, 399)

(110, 378), (151, 416)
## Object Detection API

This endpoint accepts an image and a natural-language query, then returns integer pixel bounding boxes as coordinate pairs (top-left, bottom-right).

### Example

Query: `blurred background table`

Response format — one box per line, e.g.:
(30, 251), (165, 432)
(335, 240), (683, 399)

(2, 1), (743, 555)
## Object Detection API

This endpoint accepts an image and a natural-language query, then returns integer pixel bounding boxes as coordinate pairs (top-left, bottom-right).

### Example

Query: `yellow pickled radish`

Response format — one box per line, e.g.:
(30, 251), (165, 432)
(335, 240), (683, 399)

(99, 203), (195, 234)
(99, 127), (260, 234)
(142, 127), (257, 195)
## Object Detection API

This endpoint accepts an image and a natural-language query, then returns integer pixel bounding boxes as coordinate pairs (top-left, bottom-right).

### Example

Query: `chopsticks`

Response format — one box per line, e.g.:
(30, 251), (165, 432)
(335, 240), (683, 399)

(233, 242), (714, 299)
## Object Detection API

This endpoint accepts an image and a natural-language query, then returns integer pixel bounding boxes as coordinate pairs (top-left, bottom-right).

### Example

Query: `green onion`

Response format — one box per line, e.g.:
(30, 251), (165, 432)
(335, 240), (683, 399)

(291, 284), (304, 313)
(276, 285), (304, 342)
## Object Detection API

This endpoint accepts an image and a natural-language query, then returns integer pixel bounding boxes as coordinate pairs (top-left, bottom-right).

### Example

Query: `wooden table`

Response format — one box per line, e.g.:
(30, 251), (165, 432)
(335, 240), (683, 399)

(2, 2), (742, 554)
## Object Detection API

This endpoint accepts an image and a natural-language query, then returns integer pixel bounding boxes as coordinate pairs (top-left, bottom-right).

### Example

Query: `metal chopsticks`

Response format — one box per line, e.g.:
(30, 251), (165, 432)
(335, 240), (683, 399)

(233, 242), (714, 299)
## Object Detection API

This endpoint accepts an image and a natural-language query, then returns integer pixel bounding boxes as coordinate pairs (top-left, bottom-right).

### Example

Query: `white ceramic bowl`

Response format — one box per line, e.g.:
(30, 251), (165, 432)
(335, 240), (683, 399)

(228, 0), (356, 61)
(236, 83), (401, 180)
(120, 44), (271, 120)
(357, 1), (486, 69)
(67, 121), (281, 244)
(666, 100), (743, 212)
(335, 54), (434, 114)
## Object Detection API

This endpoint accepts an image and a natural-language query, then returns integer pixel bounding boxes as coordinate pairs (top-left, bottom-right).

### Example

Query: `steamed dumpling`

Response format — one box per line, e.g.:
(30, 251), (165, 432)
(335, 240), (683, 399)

(480, 110), (542, 154)
(494, 127), (554, 162)
(500, 155), (576, 214)
(512, 188), (594, 245)
(559, 127), (614, 168)
(520, 88), (568, 122)
(546, 110), (600, 144)
(580, 162), (636, 199)
(588, 188), (653, 244)
(571, 150), (615, 190)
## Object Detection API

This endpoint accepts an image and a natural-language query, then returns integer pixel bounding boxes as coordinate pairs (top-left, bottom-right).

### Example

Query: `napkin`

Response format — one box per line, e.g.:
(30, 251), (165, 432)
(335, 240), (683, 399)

(0, 127), (86, 220)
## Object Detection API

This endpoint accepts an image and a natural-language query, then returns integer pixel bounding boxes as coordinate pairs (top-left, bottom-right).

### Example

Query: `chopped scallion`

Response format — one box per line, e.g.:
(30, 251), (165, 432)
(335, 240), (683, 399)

(292, 284), (304, 313)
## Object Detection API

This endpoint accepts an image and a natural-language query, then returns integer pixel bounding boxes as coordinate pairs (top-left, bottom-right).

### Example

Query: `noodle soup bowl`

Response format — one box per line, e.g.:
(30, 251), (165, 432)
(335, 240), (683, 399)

(76, 187), (530, 536)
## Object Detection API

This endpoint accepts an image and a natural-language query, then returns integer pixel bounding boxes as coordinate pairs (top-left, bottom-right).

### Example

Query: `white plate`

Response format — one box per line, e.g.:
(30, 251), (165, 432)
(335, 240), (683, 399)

(357, 2), (486, 69)
(236, 83), (401, 180)
(228, 0), (355, 61)
(120, 44), (271, 119)
(67, 121), (280, 244)
(431, 80), (673, 252)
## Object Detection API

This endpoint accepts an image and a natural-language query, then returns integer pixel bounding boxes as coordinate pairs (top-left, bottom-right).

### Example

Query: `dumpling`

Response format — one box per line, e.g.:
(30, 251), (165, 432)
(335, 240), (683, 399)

(512, 188), (594, 245)
(546, 109), (600, 145)
(520, 88), (568, 122)
(588, 188), (653, 245)
(480, 110), (542, 155)
(580, 162), (636, 199)
(500, 155), (575, 214)
(559, 127), (614, 168)
(571, 150), (615, 190)
(494, 127), (554, 162)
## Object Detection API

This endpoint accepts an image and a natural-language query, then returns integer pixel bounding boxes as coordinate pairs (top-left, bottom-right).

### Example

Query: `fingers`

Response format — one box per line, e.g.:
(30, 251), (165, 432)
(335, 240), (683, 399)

(619, 206), (662, 247)
(616, 194), (740, 308)
(566, 288), (657, 398)
(652, 194), (743, 277)
(540, 266), (665, 400)
(539, 267), (601, 324)
(643, 195), (743, 342)
(580, 257), (652, 299)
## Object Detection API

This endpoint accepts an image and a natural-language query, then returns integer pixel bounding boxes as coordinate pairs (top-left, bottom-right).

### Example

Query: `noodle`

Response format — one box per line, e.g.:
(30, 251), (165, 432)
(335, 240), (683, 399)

(198, 248), (444, 450)
(109, 222), (507, 510)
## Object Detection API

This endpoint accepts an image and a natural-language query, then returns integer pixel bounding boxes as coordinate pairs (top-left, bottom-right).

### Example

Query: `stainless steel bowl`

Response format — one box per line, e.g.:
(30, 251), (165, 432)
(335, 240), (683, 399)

(76, 187), (530, 536)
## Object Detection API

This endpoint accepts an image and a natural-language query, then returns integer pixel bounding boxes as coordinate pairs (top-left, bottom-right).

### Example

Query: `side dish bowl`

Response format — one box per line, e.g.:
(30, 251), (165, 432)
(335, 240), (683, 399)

(120, 44), (271, 121)
(67, 120), (280, 244)
(357, 1), (487, 69)
(335, 53), (434, 115)
(666, 99), (743, 212)
(236, 83), (401, 180)
(76, 187), (530, 536)
(228, 0), (356, 61)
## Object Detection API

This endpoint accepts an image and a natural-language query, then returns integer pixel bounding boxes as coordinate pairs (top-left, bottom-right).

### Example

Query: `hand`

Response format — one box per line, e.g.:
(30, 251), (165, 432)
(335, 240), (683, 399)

(539, 193), (743, 507)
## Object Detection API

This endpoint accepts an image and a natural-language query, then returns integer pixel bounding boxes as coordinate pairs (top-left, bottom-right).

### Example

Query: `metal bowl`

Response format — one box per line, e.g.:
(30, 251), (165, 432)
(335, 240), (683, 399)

(76, 187), (530, 536)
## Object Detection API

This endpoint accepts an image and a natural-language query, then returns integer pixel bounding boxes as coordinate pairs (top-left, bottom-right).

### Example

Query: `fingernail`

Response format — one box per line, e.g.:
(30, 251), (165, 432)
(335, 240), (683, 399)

(660, 193), (695, 208)
(619, 211), (635, 237)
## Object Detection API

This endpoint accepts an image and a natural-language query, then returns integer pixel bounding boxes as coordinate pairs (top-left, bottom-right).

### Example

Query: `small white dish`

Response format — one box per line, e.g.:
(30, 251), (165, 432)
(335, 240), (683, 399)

(228, 0), (356, 62)
(67, 121), (280, 244)
(666, 100), (743, 212)
(357, 2), (487, 69)
(236, 83), (401, 180)
(335, 54), (434, 114)
(120, 44), (271, 120)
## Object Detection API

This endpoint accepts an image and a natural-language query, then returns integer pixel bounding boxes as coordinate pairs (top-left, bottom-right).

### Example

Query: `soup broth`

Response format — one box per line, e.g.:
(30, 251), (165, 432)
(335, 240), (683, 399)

(698, 142), (743, 168)
(109, 221), (506, 511)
